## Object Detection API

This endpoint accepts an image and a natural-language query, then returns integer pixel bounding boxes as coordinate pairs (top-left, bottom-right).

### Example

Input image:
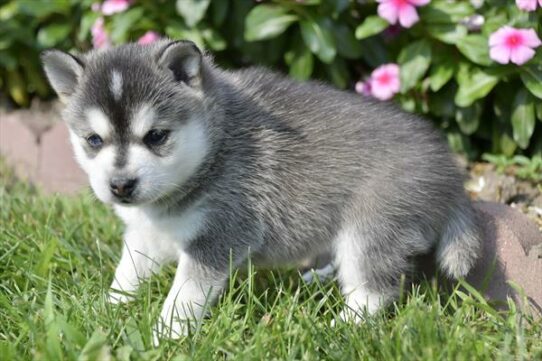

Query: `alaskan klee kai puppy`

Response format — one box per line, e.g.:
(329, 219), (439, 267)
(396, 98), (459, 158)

(42, 40), (481, 341)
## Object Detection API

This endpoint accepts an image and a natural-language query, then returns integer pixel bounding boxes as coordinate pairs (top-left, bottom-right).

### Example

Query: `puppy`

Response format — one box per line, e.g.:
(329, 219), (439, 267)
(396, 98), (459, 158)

(41, 40), (481, 340)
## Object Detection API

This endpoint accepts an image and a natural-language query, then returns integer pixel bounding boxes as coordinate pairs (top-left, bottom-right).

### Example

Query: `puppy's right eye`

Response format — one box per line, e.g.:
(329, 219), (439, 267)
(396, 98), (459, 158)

(86, 134), (103, 149)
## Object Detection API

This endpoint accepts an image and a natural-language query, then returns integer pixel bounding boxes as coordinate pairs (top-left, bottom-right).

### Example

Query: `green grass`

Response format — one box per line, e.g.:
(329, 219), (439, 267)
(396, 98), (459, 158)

(1, 163), (541, 361)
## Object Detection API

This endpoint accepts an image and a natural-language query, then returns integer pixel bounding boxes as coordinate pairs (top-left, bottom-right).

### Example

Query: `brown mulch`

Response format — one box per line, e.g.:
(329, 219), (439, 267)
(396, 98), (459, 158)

(466, 162), (542, 232)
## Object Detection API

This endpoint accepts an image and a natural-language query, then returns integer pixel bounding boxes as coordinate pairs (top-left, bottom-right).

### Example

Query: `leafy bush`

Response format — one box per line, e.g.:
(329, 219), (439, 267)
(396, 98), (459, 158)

(1, 0), (541, 158)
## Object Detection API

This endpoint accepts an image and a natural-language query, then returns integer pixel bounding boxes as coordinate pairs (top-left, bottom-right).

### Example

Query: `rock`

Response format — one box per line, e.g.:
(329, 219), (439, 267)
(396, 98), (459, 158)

(467, 201), (542, 317)
(1, 102), (87, 194)
(38, 122), (86, 194)
(0, 111), (40, 181)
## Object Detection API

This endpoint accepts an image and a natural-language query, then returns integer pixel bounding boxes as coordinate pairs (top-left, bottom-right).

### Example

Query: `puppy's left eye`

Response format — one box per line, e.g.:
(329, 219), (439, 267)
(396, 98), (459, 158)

(143, 129), (170, 147)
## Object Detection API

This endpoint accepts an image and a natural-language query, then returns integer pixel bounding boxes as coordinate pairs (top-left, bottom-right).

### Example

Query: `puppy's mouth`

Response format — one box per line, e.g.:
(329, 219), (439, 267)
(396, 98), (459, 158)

(110, 194), (140, 206)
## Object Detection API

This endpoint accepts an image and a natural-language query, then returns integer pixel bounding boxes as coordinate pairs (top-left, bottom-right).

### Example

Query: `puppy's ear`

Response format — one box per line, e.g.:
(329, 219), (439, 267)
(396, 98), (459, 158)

(41, 50), (84, 102)
(157, 40), (202, 88)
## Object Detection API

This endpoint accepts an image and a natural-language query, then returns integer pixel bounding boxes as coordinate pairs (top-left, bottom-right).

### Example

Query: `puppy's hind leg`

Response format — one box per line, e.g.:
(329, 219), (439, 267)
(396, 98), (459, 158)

(334, 223), (423, 323)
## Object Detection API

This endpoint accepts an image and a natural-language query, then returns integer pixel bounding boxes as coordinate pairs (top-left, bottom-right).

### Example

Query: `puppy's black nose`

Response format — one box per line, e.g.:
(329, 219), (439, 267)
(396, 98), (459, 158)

(110, 177), (138, 198)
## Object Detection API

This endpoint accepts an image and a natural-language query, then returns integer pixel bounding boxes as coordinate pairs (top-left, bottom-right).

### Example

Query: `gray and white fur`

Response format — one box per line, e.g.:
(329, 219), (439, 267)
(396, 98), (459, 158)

(41, 40), (481, 340)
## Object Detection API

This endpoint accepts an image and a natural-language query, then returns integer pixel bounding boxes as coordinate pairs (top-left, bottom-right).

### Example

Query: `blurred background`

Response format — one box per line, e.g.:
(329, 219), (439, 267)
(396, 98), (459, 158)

(0, 0), (541, 192)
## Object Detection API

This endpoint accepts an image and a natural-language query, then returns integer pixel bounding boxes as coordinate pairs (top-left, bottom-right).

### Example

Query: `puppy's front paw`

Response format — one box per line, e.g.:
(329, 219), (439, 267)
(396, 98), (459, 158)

(331, 288), (386, 326)
(152, 313), (191, 346)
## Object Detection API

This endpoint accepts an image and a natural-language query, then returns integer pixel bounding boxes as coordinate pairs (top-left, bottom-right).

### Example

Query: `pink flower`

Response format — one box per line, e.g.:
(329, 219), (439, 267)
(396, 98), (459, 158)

(355, 80), (372, 97)
(377, 0), (430, 28)
(515, 0), (542, 11)
(138, 31), (161, 45)
(91, 17), (110, 49)
(489, 26), (541, 66)
(369, 64), (401, 101)
(91, 3), (101, 12)
(101, 0), (131, 15)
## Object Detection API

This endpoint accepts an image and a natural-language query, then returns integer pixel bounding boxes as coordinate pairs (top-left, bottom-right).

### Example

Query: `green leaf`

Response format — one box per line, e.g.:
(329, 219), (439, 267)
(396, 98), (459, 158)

(16, 0), (71, 18)
(428, 84), (456, 117)
(20, 56), (49, 97)
(285, 42), (314, 81)
(116, 346), (133, 361)
(44, 285), (62, 361)
(0, 49), (16, 70)
(511, 89), (535, 149)
(455, 66), (499, 107)
(429, 62), (455, 92)
(210, 0), (228, 26)
(111, 8), (144, 43)
(447, 131), (475, 157)
(455, 102), (482, 135)
(398, 39), (432, 92)
(355, 16), (388, 40)
(500, 132), (517, 157)
(321, 0), (349, 13)
(300, 18), (336, 63)
(176, 0), (210, 28)
(165, 24), (205, 48)
(244, 5), (297, 42)
(326, 58), (349, 89)
(37, 23), (71, 48)
(456, 34), (491, 66)
(78, 11), (99, 43)
(520, 65), (542, 99)
(420, 1), (474, 24)
(536, 102), (542, 121)
(426, 24), (467, 44)
(360, 37), (389, 67)
(7, 69), (28, 106)
(125, 317), (144, 351)
(332, 23), (362, 59)
(79, 329), (111, 361)
(201, 28), (226, 51)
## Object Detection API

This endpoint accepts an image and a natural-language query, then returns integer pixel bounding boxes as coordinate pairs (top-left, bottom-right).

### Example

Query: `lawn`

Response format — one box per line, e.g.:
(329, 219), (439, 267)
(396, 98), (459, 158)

(1, 162), (541, 361)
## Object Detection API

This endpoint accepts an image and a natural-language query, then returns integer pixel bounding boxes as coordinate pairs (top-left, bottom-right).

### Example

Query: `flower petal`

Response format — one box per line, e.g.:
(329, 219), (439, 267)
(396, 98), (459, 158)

(138, 31), (160, 45)
(519, 28), (542, 48)
(510, 45), (536, 65)
(489, 26), (514, 47)
(408, 0), (431, 6)
(378, 2), (399, 25)
(369, 63), (400, 100)
(371, 83), (394, 100)
(398, 4), (420, 28)
(489, 45), (511, 64)
(516, 0), (538, 11)
(101, 0), (130, 15)
(355, 80), (372, 96)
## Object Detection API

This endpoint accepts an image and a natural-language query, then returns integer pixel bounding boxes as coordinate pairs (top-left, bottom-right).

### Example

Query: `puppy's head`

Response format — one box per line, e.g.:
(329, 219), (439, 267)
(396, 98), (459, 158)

(41, 40), (211, 205)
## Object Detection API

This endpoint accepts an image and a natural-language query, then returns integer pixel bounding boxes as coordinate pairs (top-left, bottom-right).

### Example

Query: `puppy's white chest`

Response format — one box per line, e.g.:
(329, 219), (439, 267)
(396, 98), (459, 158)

(114, 201), (208, 249)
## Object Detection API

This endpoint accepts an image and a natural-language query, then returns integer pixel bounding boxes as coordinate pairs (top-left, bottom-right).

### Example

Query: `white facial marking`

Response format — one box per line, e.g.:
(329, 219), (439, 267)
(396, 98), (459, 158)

(121, 118), (208, 202)
(69, 129), (118, 203)
(131, 103), (156, 137)
(110, 70), (123, 101)
(86, 107), (112, 138)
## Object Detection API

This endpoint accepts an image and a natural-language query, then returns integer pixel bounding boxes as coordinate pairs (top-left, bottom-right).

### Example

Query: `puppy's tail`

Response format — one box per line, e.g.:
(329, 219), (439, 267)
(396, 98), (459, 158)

(436, 201), (482, 279)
